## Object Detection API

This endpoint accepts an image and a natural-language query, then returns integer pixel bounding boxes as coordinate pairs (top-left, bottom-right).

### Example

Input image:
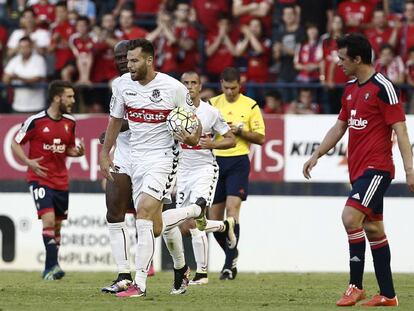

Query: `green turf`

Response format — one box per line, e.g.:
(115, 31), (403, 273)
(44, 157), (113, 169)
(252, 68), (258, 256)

(0, 272), (413, 310)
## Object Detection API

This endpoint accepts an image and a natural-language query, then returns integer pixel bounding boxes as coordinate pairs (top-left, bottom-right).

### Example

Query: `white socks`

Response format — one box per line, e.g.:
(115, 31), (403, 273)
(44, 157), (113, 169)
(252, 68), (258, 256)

(190, 228), (208, 273)
(134, 219), (155, 291)
(162, 203), (201, 233)
(107, 221), (131, 274)
(163, 226), (185, 269)
(205, 220), (226, 233)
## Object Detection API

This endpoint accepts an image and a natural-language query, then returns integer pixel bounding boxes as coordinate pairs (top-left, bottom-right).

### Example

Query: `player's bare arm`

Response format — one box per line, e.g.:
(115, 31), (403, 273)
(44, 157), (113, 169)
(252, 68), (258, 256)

(200, 130), (236, 150)
(98, 120), (129, 144)
(392, 121), (414, 192)
(175, 120), (202, 146)
(231, 124), (265, 145)
(303, 119), (348, 179)
(66, 138), (85, 157)
(99, 117), (123, 181)
(11, 140), (49, 177)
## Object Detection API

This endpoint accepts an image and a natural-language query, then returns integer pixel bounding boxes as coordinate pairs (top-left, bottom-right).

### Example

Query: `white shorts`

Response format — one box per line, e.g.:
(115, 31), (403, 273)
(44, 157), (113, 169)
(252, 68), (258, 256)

(112, 135), (131, 176)
(130, 146), (179, 207)
(176, 161), (219, 208)
(111, 159), (131, 175)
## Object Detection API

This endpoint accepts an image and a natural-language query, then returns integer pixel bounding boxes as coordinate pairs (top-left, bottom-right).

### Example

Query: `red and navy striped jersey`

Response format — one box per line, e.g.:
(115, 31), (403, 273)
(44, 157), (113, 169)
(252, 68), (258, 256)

(338, 72), (406, 182)
(15, 110), (76, 190)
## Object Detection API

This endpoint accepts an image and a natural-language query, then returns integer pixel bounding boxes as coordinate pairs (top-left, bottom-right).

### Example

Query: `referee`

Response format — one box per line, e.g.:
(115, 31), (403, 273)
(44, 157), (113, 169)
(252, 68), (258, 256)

(209, 67), (265, 280)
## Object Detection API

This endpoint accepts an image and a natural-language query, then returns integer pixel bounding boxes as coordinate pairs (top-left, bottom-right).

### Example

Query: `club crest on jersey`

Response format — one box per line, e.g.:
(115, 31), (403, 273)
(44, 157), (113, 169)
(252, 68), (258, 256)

(150, 89), (162, 103)
(364, 93), (370, 101)
(348, 109), (368, 130)
(186, 93), (194, 106)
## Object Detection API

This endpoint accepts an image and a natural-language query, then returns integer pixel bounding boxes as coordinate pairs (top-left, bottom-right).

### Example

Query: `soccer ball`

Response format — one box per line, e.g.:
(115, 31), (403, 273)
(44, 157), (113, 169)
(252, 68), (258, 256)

(166, 107), (198, 135)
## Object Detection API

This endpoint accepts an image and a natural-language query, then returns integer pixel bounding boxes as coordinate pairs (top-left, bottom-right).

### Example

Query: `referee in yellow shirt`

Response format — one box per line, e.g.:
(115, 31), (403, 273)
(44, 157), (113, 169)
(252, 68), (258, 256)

(209, 67), (265, 280)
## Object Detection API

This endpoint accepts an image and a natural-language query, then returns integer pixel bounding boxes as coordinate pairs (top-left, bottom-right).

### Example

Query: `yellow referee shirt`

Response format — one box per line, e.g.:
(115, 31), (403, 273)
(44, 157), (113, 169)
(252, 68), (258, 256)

(210, 93), (265, 157)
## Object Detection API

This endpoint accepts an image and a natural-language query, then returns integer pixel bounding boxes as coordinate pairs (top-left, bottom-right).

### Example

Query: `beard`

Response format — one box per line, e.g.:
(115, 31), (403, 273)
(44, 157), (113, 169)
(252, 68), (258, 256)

(132, 66), (147, 81)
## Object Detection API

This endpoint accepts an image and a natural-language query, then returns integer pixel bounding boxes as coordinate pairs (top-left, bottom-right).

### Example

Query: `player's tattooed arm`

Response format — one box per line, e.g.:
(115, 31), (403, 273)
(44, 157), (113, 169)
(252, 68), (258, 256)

(11, 140), (49, 177)
(66, 138), (85, 157)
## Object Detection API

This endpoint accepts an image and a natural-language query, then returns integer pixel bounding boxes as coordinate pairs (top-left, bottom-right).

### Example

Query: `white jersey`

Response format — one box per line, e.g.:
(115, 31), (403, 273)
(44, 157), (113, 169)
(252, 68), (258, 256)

(110, 72), (194, 157)
(109, 76), (131, 174)
(179, 100), (230, 168)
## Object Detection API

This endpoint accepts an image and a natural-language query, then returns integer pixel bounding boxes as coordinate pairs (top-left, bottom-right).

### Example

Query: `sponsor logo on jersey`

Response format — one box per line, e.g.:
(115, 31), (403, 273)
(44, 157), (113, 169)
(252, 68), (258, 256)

(364, 92), (370, 101)
(126, 107), (171, 123)
(186, 93), (194, 106)
(43, 138), (66, 153)
(348, 109), (368, 130)
(149, 89), (162, 103)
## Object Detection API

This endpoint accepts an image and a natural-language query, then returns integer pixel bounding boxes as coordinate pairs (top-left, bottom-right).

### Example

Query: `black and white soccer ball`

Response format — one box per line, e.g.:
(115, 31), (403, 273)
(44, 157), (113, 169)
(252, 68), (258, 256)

(166, 107), (198, 135)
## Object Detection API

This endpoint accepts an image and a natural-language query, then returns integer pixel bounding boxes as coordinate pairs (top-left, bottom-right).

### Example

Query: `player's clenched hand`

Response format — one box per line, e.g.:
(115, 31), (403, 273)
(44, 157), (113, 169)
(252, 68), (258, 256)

(406, 169), (414, 192)
(175, 126), (199, 146)
(99, 152), (115, 182)
(27, 156), (48, 178)
(75, 138), (85, 156)
(303, 155), (318, 180)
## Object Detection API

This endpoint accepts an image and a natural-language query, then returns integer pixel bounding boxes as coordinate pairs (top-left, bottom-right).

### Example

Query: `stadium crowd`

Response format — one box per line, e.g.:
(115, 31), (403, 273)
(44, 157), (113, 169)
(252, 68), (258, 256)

(0, 0), (413, 114)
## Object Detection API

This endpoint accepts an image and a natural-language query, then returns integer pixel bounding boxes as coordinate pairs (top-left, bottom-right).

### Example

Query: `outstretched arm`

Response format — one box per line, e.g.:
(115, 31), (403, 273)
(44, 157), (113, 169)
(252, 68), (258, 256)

(392, 121), (414, 192)
(303, 119), (347, 179)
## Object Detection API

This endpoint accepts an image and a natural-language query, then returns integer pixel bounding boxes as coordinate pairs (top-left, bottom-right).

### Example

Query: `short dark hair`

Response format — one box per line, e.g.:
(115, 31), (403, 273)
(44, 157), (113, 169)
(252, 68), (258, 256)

(265, 90), (282, 100)
(408, 46), (414, 54)
(336, 33), (372, 64)
(48, 80), (74, 103)
(76, 15), (90, 26)
(56, 1), (67, 9)
(19, 36), (32, 44)
(221, 67), (240, 82)
(127, 38), (154, 58)
(380, 43), (394, 53)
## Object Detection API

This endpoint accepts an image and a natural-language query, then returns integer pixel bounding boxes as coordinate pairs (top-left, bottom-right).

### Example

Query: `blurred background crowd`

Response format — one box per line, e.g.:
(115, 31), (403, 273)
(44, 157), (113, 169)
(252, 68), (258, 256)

(0, 0), (413, 115)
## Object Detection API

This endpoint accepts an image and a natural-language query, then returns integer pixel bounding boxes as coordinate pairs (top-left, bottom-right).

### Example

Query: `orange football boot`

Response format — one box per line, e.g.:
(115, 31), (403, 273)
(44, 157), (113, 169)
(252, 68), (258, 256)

(336, 284), (367, 306)
(361, 294), (398, 307)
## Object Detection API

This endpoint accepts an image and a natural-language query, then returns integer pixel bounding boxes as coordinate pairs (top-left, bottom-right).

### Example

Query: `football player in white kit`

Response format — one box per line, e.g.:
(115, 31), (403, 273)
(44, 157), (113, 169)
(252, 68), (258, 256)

(177, 71), (237, 285)
(99, 40), (137, 294)
(100, 39), (204, 298)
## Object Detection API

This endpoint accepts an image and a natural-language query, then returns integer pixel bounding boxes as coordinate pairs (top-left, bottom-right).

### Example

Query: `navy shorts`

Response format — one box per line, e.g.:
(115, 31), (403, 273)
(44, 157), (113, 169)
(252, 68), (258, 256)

(346, 169), (392, 221)
(213, 155), (250, 204)
(29, 182), (69, 220)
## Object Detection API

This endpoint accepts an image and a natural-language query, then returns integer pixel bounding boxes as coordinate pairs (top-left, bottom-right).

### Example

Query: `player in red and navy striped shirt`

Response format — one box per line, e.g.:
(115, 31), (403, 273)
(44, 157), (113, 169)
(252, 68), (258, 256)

(303, 34), (414, 307)
(11, 81), (85, 280)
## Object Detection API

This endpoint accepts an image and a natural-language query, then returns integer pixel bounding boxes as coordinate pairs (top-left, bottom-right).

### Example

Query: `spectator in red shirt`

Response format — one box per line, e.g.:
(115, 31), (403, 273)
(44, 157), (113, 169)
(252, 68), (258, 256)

(68, 16), (95, 85)
(320, 15), (349, 113)
(375, 43), (405, 85)
(117, 8), (148, 40)
(205, 13), (237, 81)
(31, 0), (56, 28)
(0, 23), (8, 77)
(49, 2), (75, 78)
(365, 9), (399, 58)
(236, 18), (271, 83)
(134, 0), (163, 15)
(172, 1), (199, 74)
(263, 90), (286, 114)
(232, 0), (274, 36)
(147, 11), (178, 74)
(191, 0), (230, 33)
(337, 0), (374, 33)
(406, 46), (414, 113)
(399, 1), (414, 60)
(294, 23), (322, 83)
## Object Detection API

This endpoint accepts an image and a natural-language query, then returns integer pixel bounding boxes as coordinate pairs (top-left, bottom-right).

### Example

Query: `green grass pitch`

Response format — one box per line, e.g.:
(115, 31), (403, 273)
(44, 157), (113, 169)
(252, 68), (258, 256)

(1, 272), (414, 310)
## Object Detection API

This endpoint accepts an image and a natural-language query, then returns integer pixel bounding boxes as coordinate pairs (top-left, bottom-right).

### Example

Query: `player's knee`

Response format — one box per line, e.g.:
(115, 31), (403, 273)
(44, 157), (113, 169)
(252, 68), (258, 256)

(342, 214), (361, 230)
(106, 210), (124, 223)
(363, 222), (384, 239)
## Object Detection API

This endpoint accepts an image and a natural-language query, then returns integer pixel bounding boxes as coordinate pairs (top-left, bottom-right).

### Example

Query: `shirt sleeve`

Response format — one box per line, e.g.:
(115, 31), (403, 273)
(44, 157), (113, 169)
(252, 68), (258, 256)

(376, 79), (405, 125)
(109, 81), (126, 119)
(338, 89), (349, 122)
(175, 83), (196, 113)
(212, 109), (230, 136)
(249, 104), (265, 136)
(4, 57), (16, 75)
(15, 117), (36, 144)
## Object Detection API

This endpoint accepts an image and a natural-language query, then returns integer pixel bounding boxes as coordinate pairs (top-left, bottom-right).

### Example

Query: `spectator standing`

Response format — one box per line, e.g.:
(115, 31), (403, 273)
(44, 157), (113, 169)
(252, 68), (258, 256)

(49, 1), (75, 79)
(405, 47), (414, 113)
(399, 1), (414, 60)
(31, 0), (56, 28)
(232, 0), (274, 37)
(365, 9), (400, 59)
(117, 8), (148, 40)
(296, 0), (333, 35)
(67, 0), (96, 24)
(273, 5), (304, 102)
(7, 8), (51, 57)
(294, 23), (322, 83)
(320, 15), (349, 113)
(205, 14), (237, 82)
(3, 36), (47, 113)
(286, 88), (320, 114)
(375, 44), (405, 85)
(191, 0), (229, 33)
(337, 0), (375, 33)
